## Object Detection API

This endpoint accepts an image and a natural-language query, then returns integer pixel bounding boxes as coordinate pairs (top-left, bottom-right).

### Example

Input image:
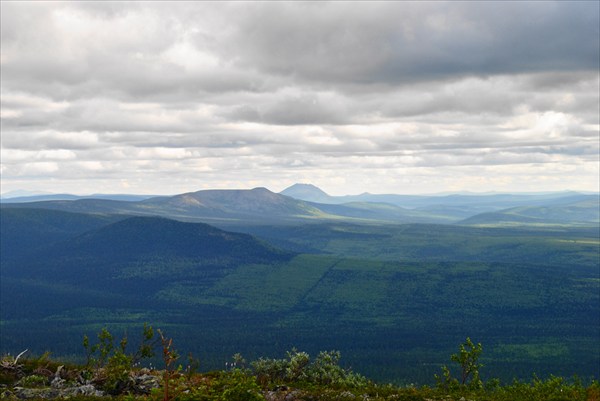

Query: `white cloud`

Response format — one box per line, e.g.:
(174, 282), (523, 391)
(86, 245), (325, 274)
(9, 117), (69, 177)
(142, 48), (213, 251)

(1, 1), (598, 195)
(1, 130), (100, 150)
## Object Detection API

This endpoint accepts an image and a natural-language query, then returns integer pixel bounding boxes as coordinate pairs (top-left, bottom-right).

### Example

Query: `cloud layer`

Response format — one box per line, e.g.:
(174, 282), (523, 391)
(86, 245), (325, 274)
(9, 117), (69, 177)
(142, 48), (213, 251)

(1, 1), (598, 195)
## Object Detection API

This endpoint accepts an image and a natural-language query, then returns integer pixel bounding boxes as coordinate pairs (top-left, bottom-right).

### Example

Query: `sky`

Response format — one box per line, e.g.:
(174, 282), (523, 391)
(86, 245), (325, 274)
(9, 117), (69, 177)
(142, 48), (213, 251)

(1, 1), (599, 196)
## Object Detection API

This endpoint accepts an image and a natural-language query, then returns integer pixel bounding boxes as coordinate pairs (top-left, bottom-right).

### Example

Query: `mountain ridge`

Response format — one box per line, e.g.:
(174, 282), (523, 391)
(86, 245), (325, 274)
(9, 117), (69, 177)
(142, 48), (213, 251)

(1, 185), (598, 227)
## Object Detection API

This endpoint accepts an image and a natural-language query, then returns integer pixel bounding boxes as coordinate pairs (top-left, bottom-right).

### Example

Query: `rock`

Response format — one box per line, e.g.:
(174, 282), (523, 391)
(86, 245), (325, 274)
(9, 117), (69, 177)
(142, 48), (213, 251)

(50, 366), (66, 389)
(132, 373), (161, 394)
(12, 384), (104, 399)
(264, 387), (304, 401)
(339, 391), (357, 399)
(264, 390), (283, 401)
(49, 377), (65, 389)
(284, 391), (304, 401)
(13, 387), (60, 399)
(61, 384), (104, 397)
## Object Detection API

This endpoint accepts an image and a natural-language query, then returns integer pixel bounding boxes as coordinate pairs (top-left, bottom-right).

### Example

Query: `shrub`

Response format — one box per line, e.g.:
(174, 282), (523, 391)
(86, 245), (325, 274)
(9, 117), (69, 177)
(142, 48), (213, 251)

(588, 381), (600, 401)
(251, 348), (368, 389)
(217, 370), (264, 401)
(82, 324), (157, 394)
(435, 337), (483, 392)
(17, 374), (48, 387)
(492, 375), (588, 401)
(157, 329), (179, 401)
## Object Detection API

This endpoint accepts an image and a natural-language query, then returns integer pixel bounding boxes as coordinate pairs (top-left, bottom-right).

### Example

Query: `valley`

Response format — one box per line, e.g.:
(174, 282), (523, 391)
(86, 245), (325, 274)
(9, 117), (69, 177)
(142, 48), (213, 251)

(0, 185), (598, 384)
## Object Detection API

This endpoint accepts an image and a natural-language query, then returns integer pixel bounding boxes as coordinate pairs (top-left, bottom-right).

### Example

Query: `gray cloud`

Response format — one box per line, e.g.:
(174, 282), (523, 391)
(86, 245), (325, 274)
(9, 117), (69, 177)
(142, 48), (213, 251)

(224, 2), (599, 85)
(1, 1), (598, 195)
(226, 90), (349, 125)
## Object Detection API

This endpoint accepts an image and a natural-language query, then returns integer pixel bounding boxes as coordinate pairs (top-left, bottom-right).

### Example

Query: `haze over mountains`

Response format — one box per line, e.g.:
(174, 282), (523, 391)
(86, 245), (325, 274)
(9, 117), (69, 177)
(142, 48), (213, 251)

(0, 192), (155, 202)
(282, 183), (597, 210)
(2, 184), (598, 227)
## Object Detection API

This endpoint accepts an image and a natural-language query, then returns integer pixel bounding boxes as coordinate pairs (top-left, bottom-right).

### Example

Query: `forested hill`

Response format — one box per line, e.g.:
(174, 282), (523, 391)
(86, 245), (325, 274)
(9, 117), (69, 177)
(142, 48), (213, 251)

(0, 208), (127, 262)
(59, 216), (292, 262)
(2, 214), (293, 287)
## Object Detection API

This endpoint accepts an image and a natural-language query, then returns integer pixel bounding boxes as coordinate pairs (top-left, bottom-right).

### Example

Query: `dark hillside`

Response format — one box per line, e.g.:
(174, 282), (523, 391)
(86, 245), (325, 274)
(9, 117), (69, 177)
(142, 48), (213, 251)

(0, 208), (124, 262)
(3, 216), (294, 286)
(68, 216), (290, 260)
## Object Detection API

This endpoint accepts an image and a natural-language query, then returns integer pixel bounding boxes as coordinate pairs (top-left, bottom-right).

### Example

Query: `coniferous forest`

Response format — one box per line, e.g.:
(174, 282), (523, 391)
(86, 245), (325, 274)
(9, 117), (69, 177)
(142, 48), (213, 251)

(1, 188), (598, 396)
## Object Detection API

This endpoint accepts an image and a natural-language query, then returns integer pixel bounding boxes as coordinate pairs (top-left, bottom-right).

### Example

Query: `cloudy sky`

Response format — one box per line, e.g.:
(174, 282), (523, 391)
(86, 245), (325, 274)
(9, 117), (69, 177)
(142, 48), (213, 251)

(1, 1), (599, 196)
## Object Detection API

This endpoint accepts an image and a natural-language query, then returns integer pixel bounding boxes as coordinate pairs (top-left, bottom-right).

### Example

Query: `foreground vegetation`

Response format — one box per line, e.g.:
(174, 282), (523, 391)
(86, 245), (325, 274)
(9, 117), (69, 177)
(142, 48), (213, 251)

(1, 328), (598, 401)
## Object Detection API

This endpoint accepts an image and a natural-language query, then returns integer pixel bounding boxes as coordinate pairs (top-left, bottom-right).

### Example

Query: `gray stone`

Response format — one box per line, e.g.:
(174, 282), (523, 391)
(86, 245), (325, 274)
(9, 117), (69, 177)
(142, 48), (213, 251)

(61, 384), (104, 397)
(132, 373), (160, 394)
(13, 387), (60, 399)
(12, 384), (105, 399)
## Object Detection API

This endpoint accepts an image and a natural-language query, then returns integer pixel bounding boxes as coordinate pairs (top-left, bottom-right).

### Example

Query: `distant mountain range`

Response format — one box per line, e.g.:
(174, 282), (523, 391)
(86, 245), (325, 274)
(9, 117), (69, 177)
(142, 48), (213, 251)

(1, 184), (597, 227)
(281, 183), (599, 226)
(1, 188), (327, 225)
(1, 193), (155, 202)
(281, 183), (596, 208)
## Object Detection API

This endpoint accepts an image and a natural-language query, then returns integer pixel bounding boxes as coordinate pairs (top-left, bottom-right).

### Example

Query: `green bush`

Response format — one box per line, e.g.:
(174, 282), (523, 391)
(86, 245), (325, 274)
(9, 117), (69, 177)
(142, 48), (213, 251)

(490, 375), (588, 401)
(435, 337), (483, 394)
(218, 370), (264, 401)
(102, 351), (134, 394)
(251, 348), (368, 389)
(82, 324), (157, 394)
(17, 374), (48, 387)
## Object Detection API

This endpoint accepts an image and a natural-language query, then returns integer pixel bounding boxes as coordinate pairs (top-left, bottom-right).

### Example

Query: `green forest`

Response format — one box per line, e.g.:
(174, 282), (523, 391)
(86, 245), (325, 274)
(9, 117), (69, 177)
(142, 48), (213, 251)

(1, 205), (598, 387)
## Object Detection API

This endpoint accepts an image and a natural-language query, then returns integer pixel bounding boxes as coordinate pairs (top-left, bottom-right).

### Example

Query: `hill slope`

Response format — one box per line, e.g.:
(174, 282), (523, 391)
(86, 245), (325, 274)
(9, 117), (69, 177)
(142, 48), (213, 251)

(460, 197), (600, 226)
(3, 215), (293, 286)
(0, 208), (124, 262)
